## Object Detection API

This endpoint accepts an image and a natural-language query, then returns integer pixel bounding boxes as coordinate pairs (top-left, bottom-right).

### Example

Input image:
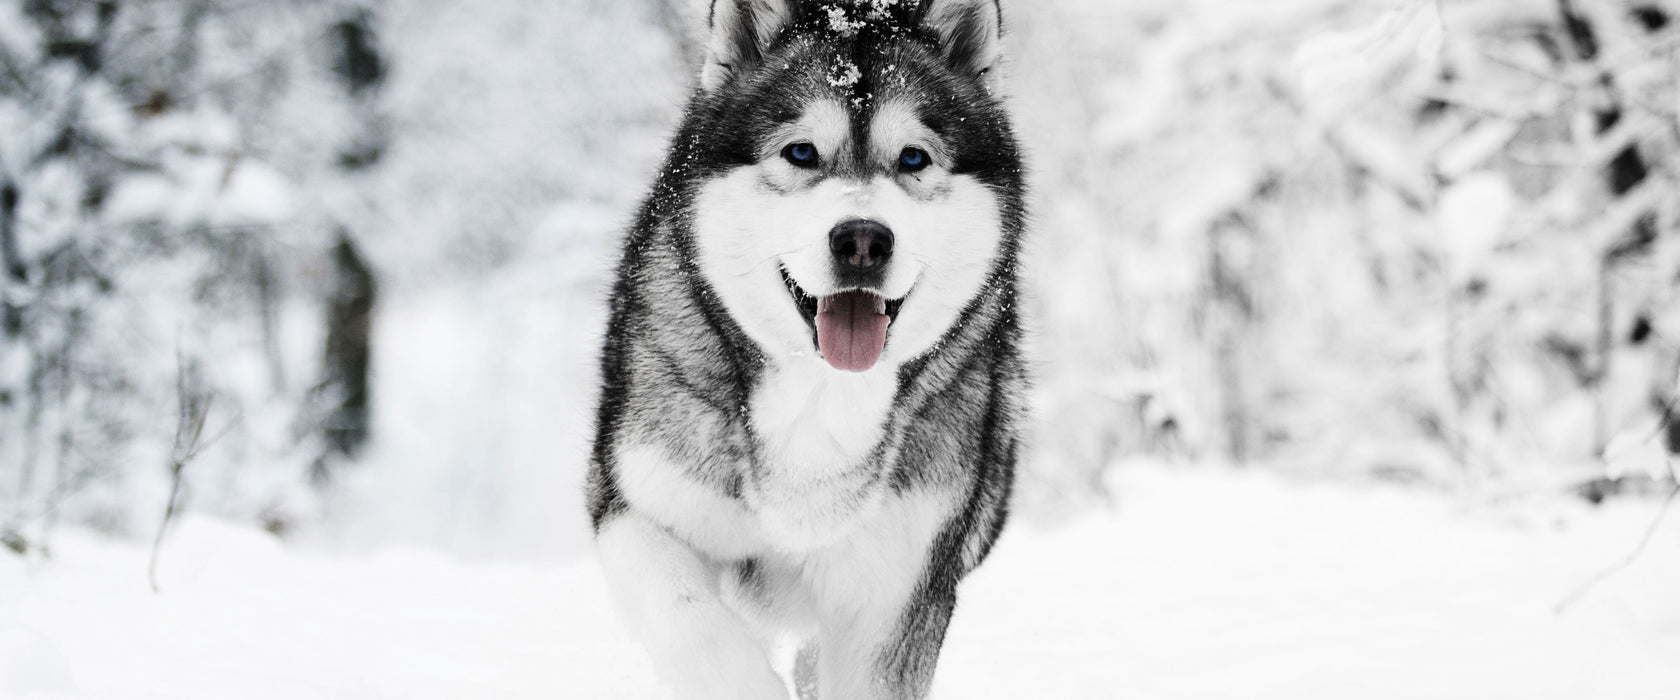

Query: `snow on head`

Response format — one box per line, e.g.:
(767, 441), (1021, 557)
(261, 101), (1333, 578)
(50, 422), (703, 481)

(818, 1), (907, 92)
(825, 5), (863, 37)
(829, 61), (862, 88)
(824, 0), (901, 37)
(866, 0), (901, 21)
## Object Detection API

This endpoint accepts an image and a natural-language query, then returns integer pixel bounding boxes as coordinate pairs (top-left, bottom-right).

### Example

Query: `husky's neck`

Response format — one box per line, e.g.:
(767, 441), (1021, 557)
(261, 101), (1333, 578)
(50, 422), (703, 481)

(750, 354), (900, 473)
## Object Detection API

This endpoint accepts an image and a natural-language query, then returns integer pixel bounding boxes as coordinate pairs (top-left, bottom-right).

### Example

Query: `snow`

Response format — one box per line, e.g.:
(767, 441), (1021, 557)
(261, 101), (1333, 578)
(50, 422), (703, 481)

(4, 0), (1680, 696)
(5, 464), (1678, 699)
(314, 266), (607, 561)
(825, 6), (865, 37)
(830, 62), (863, 88)
(1436, 172), (1515, 281)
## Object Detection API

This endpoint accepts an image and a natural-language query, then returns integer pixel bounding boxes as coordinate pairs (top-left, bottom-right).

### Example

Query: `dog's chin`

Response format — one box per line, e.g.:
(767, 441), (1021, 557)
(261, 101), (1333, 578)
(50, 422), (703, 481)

(780, 266), (905, 372)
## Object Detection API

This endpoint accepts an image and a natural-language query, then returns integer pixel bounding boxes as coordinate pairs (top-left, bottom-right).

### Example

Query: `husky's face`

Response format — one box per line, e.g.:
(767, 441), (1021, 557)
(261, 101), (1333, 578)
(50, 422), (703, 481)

(684, 0), (1021, 373)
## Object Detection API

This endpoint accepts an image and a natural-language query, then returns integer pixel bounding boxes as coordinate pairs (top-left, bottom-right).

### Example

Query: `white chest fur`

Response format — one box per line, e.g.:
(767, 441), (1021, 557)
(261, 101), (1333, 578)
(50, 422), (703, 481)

(616, 356), (902, 559)
(750, 356), (898, 474)
(743, 355), (900, 550)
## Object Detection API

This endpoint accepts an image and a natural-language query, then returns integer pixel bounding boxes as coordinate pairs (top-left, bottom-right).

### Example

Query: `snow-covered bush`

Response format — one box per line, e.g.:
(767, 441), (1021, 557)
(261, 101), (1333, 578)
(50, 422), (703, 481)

(0, 0), (383, 546)
(1017, 0), (1680, 504)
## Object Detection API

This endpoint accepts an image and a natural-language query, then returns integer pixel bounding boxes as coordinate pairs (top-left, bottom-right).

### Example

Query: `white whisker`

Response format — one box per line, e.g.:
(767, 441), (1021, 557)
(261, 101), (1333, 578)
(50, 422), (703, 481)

(736, 247), (811, 279)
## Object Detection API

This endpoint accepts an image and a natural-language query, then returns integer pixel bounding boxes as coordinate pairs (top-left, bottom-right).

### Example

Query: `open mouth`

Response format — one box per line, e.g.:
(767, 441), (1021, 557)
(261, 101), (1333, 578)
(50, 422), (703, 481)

(780, 266), (904, 372)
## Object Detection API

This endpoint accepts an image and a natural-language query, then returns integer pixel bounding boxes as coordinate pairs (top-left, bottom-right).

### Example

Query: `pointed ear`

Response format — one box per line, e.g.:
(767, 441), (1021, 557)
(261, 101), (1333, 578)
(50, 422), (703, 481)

(701, 0), (794, 92)
(923, 0), (1003, 86)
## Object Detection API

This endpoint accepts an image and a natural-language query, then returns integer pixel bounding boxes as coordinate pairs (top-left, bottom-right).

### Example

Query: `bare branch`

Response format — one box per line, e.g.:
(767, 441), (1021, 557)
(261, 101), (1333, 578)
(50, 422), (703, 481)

(148, 347), (215, 593)
(1555, 457), (1680, 614)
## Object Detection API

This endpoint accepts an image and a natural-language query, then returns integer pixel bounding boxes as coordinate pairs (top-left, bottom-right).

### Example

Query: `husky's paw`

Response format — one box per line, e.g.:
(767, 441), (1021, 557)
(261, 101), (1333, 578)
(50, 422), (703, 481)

(658, 624), (788, 700)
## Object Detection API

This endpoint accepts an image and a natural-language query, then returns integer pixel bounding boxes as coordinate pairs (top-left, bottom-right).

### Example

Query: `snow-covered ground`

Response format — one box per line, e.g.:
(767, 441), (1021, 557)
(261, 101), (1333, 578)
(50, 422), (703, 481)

(5, 464), (1677, 699)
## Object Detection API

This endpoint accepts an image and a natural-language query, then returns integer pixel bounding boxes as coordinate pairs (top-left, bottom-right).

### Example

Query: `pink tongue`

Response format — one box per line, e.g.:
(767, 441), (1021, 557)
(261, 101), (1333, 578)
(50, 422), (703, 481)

(815, 291), (890, 372)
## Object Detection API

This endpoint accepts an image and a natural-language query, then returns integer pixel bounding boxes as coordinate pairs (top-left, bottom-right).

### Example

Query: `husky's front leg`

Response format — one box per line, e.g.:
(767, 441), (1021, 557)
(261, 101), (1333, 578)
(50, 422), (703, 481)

(808, 494), (956, 700)
(596, 513), (788, 700)
(815, 582), (957, 700)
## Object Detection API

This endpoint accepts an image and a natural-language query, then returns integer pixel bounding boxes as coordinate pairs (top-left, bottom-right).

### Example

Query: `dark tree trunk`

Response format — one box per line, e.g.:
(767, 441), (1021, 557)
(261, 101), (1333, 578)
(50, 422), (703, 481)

(1667, 406), (1680, 456)
(313, 6), (386, 482)
(1, 183), (23, 339)
(333, 12), (384, 95)
(332, 9), (386, 171)
(1, 183), (21, 285)
(315, 233), (377, 480)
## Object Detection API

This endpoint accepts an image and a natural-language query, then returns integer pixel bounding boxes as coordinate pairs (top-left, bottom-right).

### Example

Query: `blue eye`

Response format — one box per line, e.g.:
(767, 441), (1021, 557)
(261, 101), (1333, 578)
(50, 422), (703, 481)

(784, 142), (818, 167)
(899, 147), (929, 172)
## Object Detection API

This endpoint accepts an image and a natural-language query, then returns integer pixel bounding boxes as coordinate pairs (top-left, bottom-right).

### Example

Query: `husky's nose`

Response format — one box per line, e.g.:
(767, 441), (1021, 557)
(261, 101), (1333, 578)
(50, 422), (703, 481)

(829, 219), (894, 273)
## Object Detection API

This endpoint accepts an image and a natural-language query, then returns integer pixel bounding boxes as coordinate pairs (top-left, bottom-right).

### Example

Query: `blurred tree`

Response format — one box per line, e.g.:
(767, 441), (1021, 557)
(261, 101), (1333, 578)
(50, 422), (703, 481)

(312, 5), (385, 483)
(1021, 0), (1679, 499)
(316, 232), (377, 480)
(0, 0), (390, 543)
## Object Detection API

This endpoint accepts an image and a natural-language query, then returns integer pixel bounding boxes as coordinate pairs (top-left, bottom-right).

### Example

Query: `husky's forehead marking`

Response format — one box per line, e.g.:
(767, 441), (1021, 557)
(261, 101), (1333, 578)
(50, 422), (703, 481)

(867, 100), (940, 161)
(870, 100), (953, 201)
(756, 99), (850, 195)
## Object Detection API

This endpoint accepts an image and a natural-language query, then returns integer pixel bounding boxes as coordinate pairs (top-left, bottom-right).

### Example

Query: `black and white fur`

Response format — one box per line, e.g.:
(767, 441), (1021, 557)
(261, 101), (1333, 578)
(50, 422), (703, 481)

(586, 1), (1026, 697)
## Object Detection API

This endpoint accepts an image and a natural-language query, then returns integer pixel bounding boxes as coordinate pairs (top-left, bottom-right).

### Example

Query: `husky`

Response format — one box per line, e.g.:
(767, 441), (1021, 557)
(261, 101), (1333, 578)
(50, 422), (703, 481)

(585, 0), (1026, 697)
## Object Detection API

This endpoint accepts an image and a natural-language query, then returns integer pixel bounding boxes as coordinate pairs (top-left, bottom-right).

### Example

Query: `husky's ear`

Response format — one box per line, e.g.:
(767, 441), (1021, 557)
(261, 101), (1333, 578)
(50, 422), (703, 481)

(922, 0), (1003, 86)
(701, 0), (794, 92)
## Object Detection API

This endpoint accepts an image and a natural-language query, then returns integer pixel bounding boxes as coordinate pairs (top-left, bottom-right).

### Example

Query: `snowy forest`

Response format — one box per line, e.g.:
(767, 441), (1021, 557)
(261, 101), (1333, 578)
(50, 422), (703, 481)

(3, 0), (1679, 697)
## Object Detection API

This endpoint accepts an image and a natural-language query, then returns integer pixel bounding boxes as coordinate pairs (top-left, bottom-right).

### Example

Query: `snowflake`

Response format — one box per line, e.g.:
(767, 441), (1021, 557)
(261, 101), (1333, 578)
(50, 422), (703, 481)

(824, 6), (862, 37)
(829, 61), (862, 88)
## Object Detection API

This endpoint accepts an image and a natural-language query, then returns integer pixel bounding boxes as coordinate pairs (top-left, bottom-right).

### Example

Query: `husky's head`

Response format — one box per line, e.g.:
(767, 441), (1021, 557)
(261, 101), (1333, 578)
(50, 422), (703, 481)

(677, 0), (1023, 373)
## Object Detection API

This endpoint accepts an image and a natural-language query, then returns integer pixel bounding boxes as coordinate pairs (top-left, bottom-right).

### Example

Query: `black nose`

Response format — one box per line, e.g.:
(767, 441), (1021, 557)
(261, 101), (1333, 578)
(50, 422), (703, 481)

(829, 220), (894, 271)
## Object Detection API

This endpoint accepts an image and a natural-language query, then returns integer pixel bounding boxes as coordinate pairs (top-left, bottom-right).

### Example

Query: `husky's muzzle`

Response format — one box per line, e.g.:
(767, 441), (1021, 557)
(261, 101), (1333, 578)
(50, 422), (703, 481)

(780, 232), (906, 374)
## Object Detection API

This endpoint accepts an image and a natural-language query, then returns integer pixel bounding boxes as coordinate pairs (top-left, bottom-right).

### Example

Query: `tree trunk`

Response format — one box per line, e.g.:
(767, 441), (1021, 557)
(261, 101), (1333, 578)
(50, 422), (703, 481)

(314, 233), (377, 481)
(312, 6), (387, 482)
